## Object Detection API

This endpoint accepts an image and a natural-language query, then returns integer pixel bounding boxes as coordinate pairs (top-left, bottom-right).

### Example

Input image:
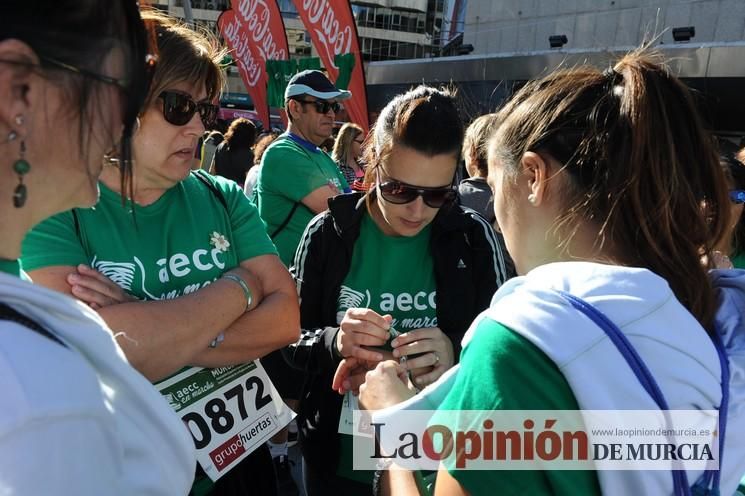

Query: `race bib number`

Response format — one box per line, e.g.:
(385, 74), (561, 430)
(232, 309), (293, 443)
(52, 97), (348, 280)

(338, 391), (357, 435)
(338, 392), (373, 438)
(157, 362), (295, 481)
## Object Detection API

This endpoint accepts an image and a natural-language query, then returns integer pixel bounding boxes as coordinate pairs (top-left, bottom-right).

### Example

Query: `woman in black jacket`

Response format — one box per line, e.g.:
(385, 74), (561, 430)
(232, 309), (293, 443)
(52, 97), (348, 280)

(283, 86), (513, 495)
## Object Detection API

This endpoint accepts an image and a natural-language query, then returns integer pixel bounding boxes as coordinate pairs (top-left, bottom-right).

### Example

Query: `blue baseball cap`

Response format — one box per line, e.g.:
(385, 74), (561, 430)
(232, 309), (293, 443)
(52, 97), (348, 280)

(285, 70), (352, 102)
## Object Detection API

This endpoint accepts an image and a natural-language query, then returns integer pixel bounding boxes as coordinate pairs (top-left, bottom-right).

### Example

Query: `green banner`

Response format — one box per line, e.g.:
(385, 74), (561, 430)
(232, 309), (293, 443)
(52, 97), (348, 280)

(266, 57), (322, 108)
(334, 53), (356, 91)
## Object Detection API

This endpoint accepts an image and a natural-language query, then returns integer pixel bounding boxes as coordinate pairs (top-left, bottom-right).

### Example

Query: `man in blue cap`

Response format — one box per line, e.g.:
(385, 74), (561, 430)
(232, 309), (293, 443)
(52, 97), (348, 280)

(256, 69), (353, 266)
(255, 69), (353, 495)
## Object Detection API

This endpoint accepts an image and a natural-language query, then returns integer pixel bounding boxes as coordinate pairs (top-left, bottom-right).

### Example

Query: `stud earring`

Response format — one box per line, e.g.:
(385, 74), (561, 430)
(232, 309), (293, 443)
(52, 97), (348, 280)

(12, 141), (30, 208)
(14, 114), (24, 126)
(527, 193), (537, 204)
(7, 131), (18, 142)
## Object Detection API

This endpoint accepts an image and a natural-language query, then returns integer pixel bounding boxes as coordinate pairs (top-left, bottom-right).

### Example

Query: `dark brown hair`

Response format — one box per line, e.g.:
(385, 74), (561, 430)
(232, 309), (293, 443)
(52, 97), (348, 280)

(1, 0), (151, 201)
(492, 50), (729, 329)
(140, 10), (226, 109)
(224, 117), (256, 149)
(363, 85), (463, 209)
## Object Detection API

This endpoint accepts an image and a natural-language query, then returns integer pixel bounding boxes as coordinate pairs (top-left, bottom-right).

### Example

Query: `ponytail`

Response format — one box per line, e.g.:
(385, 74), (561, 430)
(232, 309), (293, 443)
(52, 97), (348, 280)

(493, 50), (729, 329)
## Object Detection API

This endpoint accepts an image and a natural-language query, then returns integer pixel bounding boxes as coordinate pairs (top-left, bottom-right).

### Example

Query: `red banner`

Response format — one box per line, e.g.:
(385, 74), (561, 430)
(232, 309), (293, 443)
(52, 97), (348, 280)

(218, 1), (289, 130)
(292, 0), (369, 132)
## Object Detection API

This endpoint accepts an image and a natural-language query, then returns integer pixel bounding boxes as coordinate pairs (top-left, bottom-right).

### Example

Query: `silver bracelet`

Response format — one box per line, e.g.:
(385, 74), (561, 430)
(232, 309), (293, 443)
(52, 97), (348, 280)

(222, 273), (253, 312)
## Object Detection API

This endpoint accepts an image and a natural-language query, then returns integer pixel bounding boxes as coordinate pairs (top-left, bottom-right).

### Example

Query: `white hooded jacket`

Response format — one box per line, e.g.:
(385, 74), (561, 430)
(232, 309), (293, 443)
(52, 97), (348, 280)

(0, 272), (196, 495)
(374, 262), (745, 495)
(482, 262), (745, 495)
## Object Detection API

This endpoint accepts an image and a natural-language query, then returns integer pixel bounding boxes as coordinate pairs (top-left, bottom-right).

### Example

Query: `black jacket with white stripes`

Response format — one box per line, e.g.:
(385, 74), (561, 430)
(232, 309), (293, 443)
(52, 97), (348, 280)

(283, 192), (513, 478)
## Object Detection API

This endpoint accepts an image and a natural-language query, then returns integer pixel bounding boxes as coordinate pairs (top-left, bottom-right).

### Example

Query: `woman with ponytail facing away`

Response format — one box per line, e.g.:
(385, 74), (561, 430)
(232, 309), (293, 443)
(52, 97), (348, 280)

(358, 51), (745, 496)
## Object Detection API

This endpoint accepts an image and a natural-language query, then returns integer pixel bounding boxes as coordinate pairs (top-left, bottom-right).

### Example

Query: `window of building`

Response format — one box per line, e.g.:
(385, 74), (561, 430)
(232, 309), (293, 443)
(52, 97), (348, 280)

(277, 0), (298, 16)
(372, 38), (381, 60)
(389, 41), (398, 58)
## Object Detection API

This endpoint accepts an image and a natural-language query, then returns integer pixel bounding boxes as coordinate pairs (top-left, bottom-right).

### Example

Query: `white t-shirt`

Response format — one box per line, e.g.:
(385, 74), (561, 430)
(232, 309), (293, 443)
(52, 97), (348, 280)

(0, 273), (195, 495)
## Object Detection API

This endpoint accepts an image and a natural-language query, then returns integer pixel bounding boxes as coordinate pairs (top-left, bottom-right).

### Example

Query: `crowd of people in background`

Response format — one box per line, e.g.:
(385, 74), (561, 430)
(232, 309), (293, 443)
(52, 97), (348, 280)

(2, 3), (745, 496)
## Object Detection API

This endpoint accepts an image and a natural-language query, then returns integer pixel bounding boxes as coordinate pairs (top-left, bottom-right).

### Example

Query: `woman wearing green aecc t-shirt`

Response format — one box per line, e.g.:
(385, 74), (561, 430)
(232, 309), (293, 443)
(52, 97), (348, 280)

(283, 85), (512, 495)
(21, 11), (299, 496)
(358, 53), (745, 496)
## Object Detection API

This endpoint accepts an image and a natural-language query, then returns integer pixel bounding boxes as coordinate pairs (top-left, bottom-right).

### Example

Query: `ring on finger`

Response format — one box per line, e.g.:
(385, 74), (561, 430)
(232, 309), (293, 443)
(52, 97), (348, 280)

(432, 352), (440, 365)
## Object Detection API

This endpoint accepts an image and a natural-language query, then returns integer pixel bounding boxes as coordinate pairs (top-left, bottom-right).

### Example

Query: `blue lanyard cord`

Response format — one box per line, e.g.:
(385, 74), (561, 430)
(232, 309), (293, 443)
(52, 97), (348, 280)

(555, 291), (672, 408)
(693, 327), (730, 496)
(708, 331), (730, 492)
(555, 290), (711, 496)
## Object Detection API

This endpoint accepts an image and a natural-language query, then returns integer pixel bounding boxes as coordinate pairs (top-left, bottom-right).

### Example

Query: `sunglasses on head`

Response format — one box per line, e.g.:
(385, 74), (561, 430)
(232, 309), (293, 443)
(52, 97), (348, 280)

(159, 91), (219, 127)
(294, 98), (341, 114)
(377, 177), (457, 209)
(730, 190), (745, 204)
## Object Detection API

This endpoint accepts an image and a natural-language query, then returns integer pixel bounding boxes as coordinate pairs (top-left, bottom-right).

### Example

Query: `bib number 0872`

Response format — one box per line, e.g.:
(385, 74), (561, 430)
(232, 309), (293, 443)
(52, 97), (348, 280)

(182, 376), (272, 449)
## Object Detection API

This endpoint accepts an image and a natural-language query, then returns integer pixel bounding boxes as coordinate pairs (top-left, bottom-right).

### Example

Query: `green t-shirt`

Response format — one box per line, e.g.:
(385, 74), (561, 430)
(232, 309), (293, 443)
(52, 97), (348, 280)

(22, 173), (277, 300)
(436, 318), (601, 496)
(256, 134), (349, 266)
(337, 212), (437, 483)
(0, 258), (28, 280)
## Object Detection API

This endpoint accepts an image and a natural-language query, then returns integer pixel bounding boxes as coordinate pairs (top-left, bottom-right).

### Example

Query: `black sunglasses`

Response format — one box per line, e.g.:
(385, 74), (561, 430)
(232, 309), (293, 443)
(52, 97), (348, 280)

(295, 98), (341, 114)
(159, 91), (219, 127)
(41, 56), (131, 90)
(377, 178), (457, 208)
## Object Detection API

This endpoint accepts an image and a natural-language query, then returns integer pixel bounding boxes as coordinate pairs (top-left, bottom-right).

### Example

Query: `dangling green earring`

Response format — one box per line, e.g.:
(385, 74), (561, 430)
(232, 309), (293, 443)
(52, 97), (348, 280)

(13, 141), (30, 208)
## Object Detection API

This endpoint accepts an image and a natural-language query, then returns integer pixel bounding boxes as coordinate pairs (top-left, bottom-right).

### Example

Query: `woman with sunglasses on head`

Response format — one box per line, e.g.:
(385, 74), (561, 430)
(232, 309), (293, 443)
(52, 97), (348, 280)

(21, 10), (299, 496)
(283, 85), (512, 495)
(359, 52), (745, 496)
(0, 2), (197, 494)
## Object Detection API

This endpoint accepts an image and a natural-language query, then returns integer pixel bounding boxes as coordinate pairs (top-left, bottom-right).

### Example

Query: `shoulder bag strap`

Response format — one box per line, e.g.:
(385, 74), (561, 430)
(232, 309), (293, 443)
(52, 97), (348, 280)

(270, 202), (300, 239)
(192, 169), (228, 211)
